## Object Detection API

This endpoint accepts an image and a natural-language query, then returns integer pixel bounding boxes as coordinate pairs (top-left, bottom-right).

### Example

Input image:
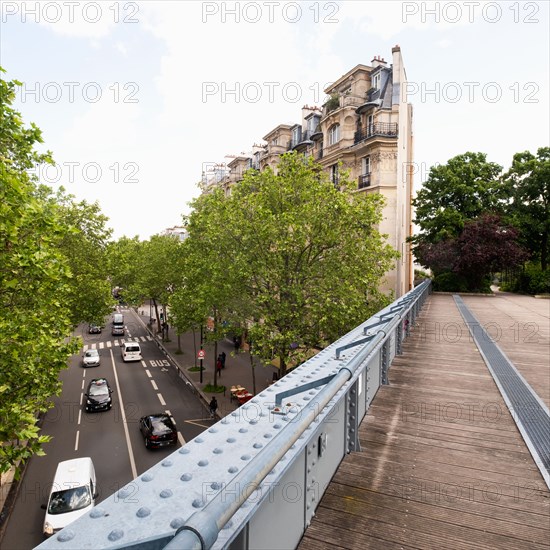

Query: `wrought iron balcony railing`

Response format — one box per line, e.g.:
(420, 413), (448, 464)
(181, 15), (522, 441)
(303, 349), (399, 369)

(354, 122), (398, 144)
(358, 173), (371, 189)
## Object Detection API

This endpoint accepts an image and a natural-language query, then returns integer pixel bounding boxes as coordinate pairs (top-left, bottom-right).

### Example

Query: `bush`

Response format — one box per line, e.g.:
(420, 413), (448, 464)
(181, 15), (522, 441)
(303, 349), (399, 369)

(432, 271), (492, 292)
(506, 264), (550, 294)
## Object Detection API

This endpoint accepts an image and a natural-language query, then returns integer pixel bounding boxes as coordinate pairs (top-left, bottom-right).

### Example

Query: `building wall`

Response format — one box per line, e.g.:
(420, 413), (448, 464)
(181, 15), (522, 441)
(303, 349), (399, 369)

(203, 48), (413, 297)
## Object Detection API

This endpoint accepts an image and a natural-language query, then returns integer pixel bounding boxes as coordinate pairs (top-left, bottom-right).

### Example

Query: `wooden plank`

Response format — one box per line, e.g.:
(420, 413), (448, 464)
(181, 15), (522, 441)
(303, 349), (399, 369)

(298, 294), (550, 550)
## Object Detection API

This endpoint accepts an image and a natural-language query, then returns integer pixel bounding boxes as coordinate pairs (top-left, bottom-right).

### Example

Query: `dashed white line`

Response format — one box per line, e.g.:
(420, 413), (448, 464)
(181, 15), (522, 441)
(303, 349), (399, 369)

(77, 410), (82, 425)
(141, 360), (147, 368)
(151, 380), (158, 390)
(99, 342), (104, 349)
(74, 430), (79, 451)
(81, 380), (85, 390)
(177, 432), (185, 446)
(106, 341), (112, 348)
(145, 370), (152, 378)
(157, 393), (166, 406)
(80, 393), (83, 406)
(110, 349), (138, 479)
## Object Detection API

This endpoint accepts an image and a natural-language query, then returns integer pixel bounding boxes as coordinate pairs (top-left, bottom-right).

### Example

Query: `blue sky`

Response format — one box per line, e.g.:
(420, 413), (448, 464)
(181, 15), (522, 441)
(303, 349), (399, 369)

(2, 1), (548, 239)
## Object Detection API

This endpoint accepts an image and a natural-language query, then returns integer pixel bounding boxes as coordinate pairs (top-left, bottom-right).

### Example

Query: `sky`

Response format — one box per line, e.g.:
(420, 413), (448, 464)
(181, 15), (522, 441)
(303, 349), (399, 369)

(1, 0), (549, 240)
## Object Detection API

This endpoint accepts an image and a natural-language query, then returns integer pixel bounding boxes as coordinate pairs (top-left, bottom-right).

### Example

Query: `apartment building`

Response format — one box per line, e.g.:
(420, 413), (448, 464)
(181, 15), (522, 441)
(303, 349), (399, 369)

(202, 46), (413, 297)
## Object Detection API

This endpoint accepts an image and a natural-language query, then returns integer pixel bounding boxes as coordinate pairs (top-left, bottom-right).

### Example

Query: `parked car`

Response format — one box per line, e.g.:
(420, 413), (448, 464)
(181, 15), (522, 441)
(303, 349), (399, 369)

(82, 349), (100, 367)
(88, 324), (102, 334)
(139, 413), (177, 449)
(42, 457), (97, 536)
(84, 378), (113, 412)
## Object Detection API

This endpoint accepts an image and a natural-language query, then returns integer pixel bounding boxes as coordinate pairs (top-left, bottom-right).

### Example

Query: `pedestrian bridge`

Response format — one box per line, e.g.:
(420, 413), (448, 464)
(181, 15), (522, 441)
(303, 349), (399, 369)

(36, 282), (550, 549)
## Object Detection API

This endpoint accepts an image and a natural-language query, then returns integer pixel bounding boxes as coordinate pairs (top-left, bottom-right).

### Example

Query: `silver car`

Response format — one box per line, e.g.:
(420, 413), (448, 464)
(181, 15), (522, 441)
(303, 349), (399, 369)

(82, 349), (100, 367)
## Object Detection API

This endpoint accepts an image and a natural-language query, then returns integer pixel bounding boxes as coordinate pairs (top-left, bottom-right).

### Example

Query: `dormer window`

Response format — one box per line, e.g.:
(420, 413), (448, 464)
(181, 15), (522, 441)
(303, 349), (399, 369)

(328, 124), (340, 145)
(372, 72), (381, 90)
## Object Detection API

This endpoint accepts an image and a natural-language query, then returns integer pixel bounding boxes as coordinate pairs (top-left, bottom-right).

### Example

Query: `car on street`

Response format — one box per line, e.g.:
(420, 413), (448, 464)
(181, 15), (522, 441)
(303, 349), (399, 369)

(82, 348), (100, 367)
(84, 378), (113, 412)
(121, 341), (142, 362)
(139, 413), (177, 449)
(42, 457), (97, 536)
(88, 324), (102, 334)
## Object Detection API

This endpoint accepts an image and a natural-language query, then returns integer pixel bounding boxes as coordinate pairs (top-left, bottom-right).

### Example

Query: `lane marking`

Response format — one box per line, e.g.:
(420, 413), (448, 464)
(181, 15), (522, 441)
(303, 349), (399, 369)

(77, 410), (82, 425)
(99, 342), (104, 349)
(141, 360), (147, 368)
(91, 343), (97, 350)
(157, 393), (166, 406)
(145, 370), (152, 378)
(177, 431), (185, 446)
(106, 341), (112, 348)
(80, 393), (83, 406)
(110, 349), (138, 479)
(83, 344), (89, 352)
(81, 380), (85, 390)
(151, 380), (158, 391)
(184, 419), (210, 429)
(74, 430), (79, 451)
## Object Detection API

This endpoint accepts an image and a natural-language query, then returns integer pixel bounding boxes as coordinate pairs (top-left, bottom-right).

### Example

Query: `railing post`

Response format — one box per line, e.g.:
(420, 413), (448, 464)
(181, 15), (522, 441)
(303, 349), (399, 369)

(346, 379), (361, 452)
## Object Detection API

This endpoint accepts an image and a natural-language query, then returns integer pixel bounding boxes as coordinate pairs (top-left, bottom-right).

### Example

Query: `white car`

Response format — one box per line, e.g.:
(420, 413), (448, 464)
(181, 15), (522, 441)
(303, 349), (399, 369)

(42, 457), (97, 536)
(82, 349), (100, 367)
(121, 341), (142, 362)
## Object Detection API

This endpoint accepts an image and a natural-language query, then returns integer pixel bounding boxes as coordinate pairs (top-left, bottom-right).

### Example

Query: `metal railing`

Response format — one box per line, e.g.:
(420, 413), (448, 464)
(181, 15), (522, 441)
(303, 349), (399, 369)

(358, 174), (371, 189)
(37, 280), (432, 550)
(354, 122), (398, 143)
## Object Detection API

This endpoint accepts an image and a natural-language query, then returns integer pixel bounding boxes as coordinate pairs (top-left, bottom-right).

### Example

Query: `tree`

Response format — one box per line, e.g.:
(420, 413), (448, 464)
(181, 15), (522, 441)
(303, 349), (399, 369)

(0, 70), (78, 474)
(411, 152), (505, 244)
(179, 152), (397, 378)
(504, 147), (550, 271)
(417, 214), (528, 291)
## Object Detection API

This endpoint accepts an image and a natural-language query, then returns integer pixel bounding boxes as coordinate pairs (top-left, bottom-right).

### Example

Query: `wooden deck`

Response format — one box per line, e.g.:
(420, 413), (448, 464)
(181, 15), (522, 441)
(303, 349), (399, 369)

(298, 293), (550, 550)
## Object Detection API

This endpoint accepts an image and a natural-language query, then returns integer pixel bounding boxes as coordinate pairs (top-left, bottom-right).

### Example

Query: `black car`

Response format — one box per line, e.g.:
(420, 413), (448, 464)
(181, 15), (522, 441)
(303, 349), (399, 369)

(139, 414), (177, 449)
(85, 378), (113, 412)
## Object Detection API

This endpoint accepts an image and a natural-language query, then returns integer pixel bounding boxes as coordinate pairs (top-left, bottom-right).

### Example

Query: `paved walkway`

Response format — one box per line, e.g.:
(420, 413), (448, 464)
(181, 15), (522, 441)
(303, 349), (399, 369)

(134, 307), (279, 419)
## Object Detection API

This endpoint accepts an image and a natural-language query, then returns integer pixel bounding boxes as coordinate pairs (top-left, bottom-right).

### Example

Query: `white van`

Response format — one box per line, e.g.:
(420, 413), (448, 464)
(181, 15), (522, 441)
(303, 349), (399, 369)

(121, 341), (142, 362)
(42, 457), (97, 536)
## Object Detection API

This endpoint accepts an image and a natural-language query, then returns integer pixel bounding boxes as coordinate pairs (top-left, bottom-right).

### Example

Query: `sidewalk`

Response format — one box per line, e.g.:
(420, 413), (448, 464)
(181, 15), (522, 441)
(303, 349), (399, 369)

(135, 308), (279, 419)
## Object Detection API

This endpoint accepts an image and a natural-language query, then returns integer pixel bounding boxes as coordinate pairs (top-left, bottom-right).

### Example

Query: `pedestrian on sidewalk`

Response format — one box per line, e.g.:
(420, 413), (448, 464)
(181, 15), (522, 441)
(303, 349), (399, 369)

(216, 357), (222, 377)
(233, 336), (240, 353)
(209, 397), (218, 418)
(220, 351), (226, 369)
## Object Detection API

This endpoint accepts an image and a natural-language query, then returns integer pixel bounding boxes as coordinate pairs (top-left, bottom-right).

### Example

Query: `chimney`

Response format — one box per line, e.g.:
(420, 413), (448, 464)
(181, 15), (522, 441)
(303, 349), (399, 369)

(371, 55), (387, 68)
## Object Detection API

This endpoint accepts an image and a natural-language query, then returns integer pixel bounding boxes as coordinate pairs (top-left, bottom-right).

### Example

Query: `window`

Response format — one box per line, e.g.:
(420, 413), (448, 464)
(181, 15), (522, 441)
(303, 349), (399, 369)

(328, 124), (340, 145)
(362, 156), (371, 175)
(372, 72), (381, 90)
(292, 126), (302, 145)
(330, 164), (339, 187)
(307, 115), (320, 135)
(367, 114), (374, 135)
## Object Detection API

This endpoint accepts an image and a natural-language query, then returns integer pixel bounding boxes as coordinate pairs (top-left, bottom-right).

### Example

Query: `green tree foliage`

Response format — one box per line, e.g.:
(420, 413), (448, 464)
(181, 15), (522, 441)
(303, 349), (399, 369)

(412, 152), (505, 243)
(504, 147), (550, 271)
(177, 153), (396, 376)
(0, 70), (78, 474)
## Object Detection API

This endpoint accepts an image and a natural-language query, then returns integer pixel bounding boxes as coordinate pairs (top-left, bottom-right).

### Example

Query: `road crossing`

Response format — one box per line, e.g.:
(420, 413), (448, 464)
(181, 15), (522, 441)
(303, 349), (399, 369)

(82, 334), (153, 351)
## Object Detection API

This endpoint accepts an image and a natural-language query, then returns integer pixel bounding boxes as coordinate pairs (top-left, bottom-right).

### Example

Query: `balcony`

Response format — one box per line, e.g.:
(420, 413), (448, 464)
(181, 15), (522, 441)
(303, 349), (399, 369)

(358, 174), (371, 189)
(354, 122), (398, 144)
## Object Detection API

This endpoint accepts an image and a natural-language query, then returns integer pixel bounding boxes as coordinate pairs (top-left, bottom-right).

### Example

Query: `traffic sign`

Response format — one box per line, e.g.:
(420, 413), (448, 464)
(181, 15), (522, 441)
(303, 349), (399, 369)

(198, 349), (205, 359)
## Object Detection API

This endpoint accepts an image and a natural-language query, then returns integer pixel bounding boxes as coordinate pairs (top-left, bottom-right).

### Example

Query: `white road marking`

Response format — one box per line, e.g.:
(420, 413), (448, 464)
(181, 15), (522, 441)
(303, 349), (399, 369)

(114, 340), (120, 346)
(99, 342), (104, 349)
(141, 360), (147, 368)
(106, 341), (112, 348)
(146, 335), (152, 341)
(81, 380), (85, 390)
(178, 432), (185, 446)
(80, 393), (83, 406)
(91, 343), (97, 350)
(110, 349), (138, 479)
(83, 345), (89, 352)
(77, 410), (82, 425)
(151, 380), (158, 391)
(145, 370), (152, 378)
(74, 430), (79, 451)
(157, 393), (166, 406)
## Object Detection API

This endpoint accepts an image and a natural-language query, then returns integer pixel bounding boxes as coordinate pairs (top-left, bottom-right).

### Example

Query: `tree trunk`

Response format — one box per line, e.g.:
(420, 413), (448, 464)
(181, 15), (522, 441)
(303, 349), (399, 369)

(249, 344), (257, 395)
(192, 328), (197, 367)
(177, 332), (182, 354)
(152, 299), (162, 333)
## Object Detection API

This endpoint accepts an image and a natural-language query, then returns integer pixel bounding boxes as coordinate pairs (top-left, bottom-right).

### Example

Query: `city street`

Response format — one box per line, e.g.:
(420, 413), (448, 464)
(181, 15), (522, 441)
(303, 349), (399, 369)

(1, 308), (213, 550)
